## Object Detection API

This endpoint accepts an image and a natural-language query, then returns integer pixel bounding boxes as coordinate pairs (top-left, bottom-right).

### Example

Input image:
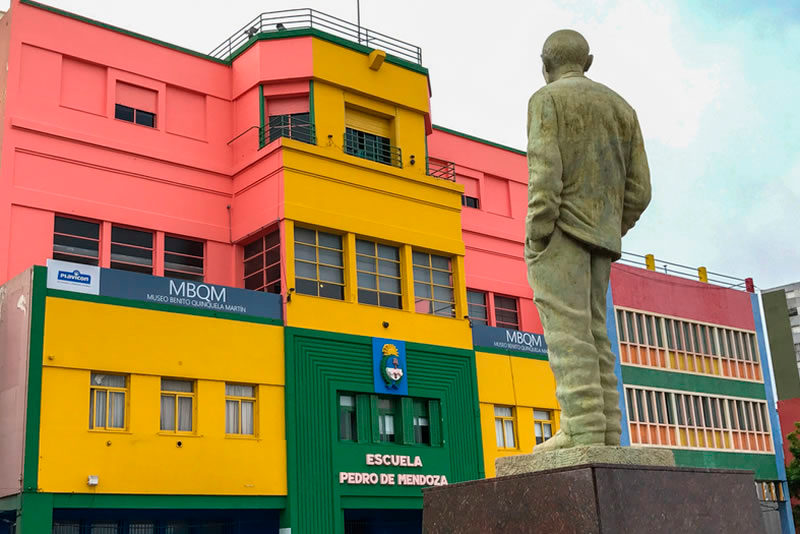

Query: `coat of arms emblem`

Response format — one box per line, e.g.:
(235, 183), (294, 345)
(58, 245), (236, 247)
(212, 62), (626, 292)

(380, 343), (404, 387)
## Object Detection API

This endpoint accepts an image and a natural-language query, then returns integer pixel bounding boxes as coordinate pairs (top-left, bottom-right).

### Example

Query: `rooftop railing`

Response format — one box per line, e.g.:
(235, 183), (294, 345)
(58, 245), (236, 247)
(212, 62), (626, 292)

(209, 9), (423, 64)
(618, 251), (755, 292)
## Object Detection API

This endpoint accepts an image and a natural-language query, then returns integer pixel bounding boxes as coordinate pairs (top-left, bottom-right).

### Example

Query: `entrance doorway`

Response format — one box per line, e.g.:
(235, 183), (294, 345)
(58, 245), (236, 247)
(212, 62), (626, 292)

(343, 509), (423, 534)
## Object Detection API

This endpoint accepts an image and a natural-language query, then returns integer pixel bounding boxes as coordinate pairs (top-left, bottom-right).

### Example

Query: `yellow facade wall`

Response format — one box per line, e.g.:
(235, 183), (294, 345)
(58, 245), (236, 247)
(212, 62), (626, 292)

(476, 352), (560, 477)
(38, 297), (287, 495)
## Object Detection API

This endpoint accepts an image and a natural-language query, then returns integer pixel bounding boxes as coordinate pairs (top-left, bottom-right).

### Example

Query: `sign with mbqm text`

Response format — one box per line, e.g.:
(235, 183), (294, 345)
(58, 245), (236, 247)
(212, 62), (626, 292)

(472, 324), (548, 356)
(100, 269), (281, 320)
(46, 260), (281, 321)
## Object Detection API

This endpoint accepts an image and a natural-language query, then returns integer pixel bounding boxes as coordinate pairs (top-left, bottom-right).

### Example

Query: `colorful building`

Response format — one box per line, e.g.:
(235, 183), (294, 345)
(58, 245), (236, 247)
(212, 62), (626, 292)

(0, 1), (791, 533)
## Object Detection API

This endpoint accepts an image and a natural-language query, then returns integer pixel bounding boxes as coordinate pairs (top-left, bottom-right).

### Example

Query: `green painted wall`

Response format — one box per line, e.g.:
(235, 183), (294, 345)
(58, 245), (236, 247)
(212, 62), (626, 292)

(672, 449), (778, 480)
(284, 327), (483, 534)
(763, 289), (800, 400)
(621, 365), (767, 399)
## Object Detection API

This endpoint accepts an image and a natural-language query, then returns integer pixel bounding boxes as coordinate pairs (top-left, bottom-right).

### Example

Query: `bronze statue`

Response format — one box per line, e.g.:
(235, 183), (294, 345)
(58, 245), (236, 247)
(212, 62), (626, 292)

(526, 29), (651, 451)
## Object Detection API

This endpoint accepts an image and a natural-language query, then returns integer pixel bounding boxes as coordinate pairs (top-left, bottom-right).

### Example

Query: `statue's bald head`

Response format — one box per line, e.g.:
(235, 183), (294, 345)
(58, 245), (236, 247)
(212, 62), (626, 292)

(541, 29), (593, 83)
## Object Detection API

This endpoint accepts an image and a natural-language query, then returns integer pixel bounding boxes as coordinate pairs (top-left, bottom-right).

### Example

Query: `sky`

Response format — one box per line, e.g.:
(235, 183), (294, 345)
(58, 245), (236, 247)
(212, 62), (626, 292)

(1, 0), (798, 289)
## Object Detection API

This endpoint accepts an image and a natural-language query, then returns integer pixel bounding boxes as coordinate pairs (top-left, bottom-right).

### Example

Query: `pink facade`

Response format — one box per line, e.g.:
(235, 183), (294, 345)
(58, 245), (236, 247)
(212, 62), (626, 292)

(610, 263), (756, 330)
(428, 127), (542, 333)
(0, 1), (320, 288)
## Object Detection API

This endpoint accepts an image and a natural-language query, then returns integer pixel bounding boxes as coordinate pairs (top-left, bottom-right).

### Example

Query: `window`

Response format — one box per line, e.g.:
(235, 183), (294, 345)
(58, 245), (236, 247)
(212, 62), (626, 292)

(129, 522), (155, 534)
(356, 239), (402, 309)
(343, 108), (398, 167)
(413, 399), (431, 445)
(494, 295), (519, 330)
(377, 396), (397, 442)
(461, 195), (480, 209)
(494, 406), (516, 449)
(111, 225), (153, 274)
(467, 290), (488, 326)
(268, 112), (313, 144)
(53, 215), (100, 266)
(294, 227), (344, 300)
(90, 522), (119, 534)
(243, 229), (281, 294)
(160, 379), (194, 433)
(345, 128), (395, 166)
(53, 521), (81, 534)
(89, 373), (126, 430)
(225, 384), (255, 435)
(413, 251), (455, 317)
(115, 81), (157, 128)
(115, 103), (155, 127)
(164, 236), (204, 281)
(339, 394), (358, 441)
(533, 409), (554, 445)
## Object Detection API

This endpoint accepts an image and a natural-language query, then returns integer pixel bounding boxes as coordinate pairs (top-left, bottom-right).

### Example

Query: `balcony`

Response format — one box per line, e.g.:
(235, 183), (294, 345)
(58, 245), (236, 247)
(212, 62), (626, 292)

(261, 114), (316, 147)
(343, 129), (402, 168)
(426, 159), (456, 182)
(209, 9), (423, 65)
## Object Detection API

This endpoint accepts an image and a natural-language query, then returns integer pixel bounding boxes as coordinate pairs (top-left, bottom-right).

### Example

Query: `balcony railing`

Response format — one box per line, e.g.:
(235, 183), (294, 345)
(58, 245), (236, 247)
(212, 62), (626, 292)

(260, 115), (316, 147)
(343, 130), (402, 168)
(209, 9), (423, 65)
(426, 159), (456, 181)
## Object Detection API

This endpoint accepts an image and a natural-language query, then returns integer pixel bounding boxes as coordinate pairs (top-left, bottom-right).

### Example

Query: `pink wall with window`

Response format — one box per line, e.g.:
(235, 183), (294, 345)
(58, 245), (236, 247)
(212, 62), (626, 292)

(427, 127), (541, 333)
(0, 1), (312, 288)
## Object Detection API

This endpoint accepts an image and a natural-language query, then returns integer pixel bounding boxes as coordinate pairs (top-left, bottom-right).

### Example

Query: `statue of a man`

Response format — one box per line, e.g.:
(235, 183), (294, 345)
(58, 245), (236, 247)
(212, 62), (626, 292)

(526, 29), (651, 451)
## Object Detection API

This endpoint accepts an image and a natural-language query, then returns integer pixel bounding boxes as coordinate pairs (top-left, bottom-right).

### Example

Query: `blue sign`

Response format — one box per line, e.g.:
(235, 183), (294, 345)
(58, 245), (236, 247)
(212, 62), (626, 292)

(99, 268), (282, 321)
(58, 269), (92, 285)
(373, 338), (408, 396)
(472, 324), (548, 356)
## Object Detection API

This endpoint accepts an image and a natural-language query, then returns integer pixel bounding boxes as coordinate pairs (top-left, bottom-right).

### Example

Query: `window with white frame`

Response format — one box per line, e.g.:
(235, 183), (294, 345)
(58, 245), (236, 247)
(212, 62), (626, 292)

(89, 373), (127, 430)
(160, 379), (194, 433)
(494, 405), (516, 449)
(225, 384), (256, 436)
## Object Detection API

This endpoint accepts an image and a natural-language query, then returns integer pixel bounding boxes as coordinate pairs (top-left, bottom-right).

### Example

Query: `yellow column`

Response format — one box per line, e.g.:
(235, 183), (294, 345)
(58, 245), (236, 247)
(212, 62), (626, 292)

(344, 233), (358, 303)
(452, 255), (468, 321)
(400, 244), (415, 312)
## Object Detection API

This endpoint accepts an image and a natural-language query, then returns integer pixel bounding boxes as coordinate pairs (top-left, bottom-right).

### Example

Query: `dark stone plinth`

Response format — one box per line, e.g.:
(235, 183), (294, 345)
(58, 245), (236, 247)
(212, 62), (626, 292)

(422, 463), (764, 534)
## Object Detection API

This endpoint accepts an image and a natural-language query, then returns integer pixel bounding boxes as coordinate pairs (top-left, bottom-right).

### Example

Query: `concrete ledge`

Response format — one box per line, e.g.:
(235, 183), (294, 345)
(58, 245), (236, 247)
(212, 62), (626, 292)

(495, 446), (675, 476)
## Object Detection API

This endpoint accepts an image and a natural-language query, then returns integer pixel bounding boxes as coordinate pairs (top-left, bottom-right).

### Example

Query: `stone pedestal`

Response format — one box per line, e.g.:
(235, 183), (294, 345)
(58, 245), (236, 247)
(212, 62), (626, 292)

(422, 464), (765, 534)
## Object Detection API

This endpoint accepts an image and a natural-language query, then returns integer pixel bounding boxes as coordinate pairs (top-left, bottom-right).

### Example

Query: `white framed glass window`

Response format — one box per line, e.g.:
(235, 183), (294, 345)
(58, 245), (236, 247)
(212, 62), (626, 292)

(160, 379), (194, 433)
(89, 373), (127, 430)
(494, 405), (516, 449)
(225, 384), (256, 436)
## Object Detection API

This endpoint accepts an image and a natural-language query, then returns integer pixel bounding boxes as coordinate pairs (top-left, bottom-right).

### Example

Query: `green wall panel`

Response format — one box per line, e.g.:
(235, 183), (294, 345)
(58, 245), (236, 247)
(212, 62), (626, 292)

(762, 289), (800, 400)
(284, 327), (482, 534)
(672, 449), (778, 480)
(621, 365), (766, 399)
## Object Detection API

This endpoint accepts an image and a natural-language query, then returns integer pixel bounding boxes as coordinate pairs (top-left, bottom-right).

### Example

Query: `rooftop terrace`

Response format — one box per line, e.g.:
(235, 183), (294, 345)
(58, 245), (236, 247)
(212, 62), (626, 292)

(209, 8), (423, 65)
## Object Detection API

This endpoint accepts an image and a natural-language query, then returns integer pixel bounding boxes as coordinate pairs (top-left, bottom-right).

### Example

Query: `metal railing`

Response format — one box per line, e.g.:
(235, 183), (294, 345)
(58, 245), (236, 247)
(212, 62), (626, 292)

(260, 115), (316, 147)
(426, 158), (456, 181)
(343, 129), (402, 168)
(209, 9), (423, 64)
(618, 251), (754, 291)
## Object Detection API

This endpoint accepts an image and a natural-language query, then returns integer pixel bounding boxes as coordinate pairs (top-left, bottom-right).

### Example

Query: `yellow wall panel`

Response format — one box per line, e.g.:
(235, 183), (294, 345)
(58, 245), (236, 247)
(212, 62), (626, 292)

(43, 297), (284, 385)
(282, 151), (463, 255)
(311, 38), (429, 113)
(38, 298), (287, 495)
(285, 293), (472, 349)
(511, 358), (559, 410)
(475, 352), (515, 405)
(38, 368), (287, 495)
(477, 353), (560, 478)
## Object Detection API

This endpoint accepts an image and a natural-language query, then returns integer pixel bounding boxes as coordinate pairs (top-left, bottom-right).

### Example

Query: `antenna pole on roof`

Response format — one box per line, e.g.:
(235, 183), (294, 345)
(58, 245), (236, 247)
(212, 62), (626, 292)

(357, 0), (362, 43)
